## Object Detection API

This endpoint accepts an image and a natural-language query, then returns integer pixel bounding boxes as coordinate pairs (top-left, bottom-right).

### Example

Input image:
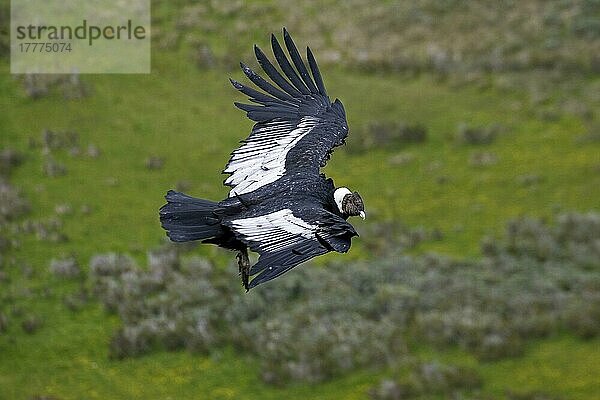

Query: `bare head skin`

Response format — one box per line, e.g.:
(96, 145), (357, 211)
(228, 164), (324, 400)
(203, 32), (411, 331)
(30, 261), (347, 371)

(334, 187), (365, 219)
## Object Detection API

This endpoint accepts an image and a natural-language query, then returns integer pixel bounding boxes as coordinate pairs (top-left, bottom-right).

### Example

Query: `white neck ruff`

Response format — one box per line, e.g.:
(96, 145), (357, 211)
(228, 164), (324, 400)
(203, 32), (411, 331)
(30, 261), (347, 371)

(334, 187), (352, 214)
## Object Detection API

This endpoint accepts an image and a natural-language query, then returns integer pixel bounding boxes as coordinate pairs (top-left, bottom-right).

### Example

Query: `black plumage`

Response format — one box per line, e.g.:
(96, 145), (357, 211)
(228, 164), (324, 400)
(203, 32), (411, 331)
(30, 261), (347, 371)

(160, 29), (365, 290)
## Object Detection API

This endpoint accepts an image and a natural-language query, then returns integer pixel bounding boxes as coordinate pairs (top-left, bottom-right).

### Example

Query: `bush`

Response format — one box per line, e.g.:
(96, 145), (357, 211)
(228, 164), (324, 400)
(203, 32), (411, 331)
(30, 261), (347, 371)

(92, 247), (409, 383)
(40, 129), (79, 151)
(19, 217), (68, 243)
(517, 174), (544, 187)
(0, 181), (30, 222)
(455, 123), (503, 145)
(20, 74), (89, 100)
(252, 312), (402, 384)
(417, 361), (482, 393)
(21, 315), (43, 334)
(506, 390), (564, 400)
(0, 312), (8, 334)
(92, 212), (600, 385)
(62, 288), (89, 312)
(89, 253), (138, 312)
(42, 157), (67, 177)
(49, 257), (81, 279)
(0, 149), (25, 177)
(369, 379), (415, 400)
(145, 156), (165, 170)
(474, 332), (524, 361)
(360, 221), (442, 256)
(0, 2), (8, 58)
(469, 151), (498, 167)
(563, 290), (600, 339)
(176, 1), (600, 75)
(388, 152), (415, 166)
(370, 361), (482, 399)
(351, 121), (427, 152)
(193, 43), (217, 69)
(87, 144), (101, 158)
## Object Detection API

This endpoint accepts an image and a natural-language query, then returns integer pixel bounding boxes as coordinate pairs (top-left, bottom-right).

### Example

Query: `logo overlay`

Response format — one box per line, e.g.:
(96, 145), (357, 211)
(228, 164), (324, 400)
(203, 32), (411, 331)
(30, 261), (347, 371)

(11, 0), (150, 74)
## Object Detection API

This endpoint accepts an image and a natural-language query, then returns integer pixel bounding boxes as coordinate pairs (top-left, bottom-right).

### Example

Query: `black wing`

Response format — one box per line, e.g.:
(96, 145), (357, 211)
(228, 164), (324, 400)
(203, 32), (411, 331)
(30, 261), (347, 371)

(224, 28), (349, 197)
(225, 208), (357, 289)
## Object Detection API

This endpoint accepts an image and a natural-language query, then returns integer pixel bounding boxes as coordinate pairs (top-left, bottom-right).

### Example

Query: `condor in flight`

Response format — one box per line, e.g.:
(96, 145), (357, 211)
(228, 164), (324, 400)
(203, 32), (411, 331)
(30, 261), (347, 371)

(160, 28), (365, 290)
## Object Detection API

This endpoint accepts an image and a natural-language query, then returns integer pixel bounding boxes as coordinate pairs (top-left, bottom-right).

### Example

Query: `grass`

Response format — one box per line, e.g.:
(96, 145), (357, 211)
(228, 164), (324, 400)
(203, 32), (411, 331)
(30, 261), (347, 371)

(1, 15), (599, 400)
(480, 336), (600, 399)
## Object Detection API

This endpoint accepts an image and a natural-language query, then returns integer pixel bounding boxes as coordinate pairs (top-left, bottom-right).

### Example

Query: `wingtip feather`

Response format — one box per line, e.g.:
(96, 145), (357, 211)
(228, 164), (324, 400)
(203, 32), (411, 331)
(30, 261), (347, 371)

(229, 78), (243, 90)
(306, 46), (327, 96)
(282, 29), (319, 94)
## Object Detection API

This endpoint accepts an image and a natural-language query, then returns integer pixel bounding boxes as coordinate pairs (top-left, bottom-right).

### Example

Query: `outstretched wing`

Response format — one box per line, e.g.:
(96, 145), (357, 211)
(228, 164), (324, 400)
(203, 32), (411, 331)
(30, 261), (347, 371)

(225, 28), (349, 197)
(225, 208), (357, 289)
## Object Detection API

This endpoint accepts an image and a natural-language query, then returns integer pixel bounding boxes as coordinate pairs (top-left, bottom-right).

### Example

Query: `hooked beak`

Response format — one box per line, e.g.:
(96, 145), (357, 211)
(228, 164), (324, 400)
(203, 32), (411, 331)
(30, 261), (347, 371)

(359, 211), (366, 220)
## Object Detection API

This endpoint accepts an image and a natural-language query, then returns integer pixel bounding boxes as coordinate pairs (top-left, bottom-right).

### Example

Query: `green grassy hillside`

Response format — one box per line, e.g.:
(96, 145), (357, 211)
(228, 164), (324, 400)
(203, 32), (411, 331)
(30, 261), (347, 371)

(1, 1), (599, 399)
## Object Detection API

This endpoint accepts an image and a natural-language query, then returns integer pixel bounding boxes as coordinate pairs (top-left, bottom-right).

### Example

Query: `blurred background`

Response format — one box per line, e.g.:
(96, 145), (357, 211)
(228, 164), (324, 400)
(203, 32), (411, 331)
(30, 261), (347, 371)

(1, 1), (599, 399)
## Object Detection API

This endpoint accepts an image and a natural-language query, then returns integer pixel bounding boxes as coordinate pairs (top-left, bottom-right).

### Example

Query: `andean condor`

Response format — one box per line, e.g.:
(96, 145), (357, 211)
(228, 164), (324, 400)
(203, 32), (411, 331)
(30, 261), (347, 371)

(159, 28), (365, 290)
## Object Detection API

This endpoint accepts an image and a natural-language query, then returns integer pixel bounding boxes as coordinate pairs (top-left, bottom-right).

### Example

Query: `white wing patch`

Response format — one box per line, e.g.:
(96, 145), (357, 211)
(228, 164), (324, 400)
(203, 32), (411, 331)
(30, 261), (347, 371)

(224, 116), (320, 197)
(229, 209), (316, 252)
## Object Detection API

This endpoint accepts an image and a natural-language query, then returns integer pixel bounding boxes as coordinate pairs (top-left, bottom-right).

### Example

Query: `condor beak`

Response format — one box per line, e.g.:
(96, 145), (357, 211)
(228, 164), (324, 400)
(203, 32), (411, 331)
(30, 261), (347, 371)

(359, 211), (366, 220)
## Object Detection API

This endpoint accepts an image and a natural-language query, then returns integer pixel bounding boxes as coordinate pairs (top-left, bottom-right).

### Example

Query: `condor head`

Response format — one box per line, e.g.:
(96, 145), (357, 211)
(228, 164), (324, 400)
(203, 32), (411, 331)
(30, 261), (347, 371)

(334, 187), (365, 220)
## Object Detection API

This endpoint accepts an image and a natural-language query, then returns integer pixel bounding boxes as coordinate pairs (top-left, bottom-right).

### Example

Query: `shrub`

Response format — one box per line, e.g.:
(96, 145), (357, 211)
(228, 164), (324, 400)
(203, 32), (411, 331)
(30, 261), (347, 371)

(54, 203), (73, 216)
(455, 123), (503, 145)
(388, 152), (415, 166)
(92, 212), (600, 385)
(469, 151), (498, 167)
(49, 257), (81, 279)
(473, 332), (524, 361)
(20, 74), (89, 100)
(193, 43), (217, 69)
(368, 379), (415, 400)
(563, 290), (600, 339)
(506, 390), (564, 400)
(0, 312), (8, 334)
(576, 128), (600, 144)
(360, 221), (441, 255)
(351, 121), (427, 152)
(87, 144), (101, 158)
(252, 312), (402, 384)
(417, 361), (482, 393)
(370, 361), (482, 399)
(42, 157), (67, 177)
(92, 247), (409, 383)
(62, 288), (89, 312)
(175, 180), (192, 192)
(21, 315), (43, 334)
(0, 181), (30, 222)
(0, 149), (25, 177)
(19, 217), (68, 243)
(516, 174), (544, 187)
(89, 253), (138, 312)
(0, 2), (8, 58)
(40, 129), (79, 151)
(145, 156), (165, 170)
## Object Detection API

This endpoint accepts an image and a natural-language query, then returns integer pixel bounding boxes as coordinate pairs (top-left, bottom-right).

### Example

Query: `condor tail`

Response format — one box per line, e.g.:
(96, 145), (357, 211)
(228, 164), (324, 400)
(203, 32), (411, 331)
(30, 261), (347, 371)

(159, 190), (223, 242)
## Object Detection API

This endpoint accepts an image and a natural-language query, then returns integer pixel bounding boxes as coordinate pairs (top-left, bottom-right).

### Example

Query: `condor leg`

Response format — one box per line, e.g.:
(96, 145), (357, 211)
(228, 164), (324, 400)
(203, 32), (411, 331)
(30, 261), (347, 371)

(236, 248), (250, 291)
